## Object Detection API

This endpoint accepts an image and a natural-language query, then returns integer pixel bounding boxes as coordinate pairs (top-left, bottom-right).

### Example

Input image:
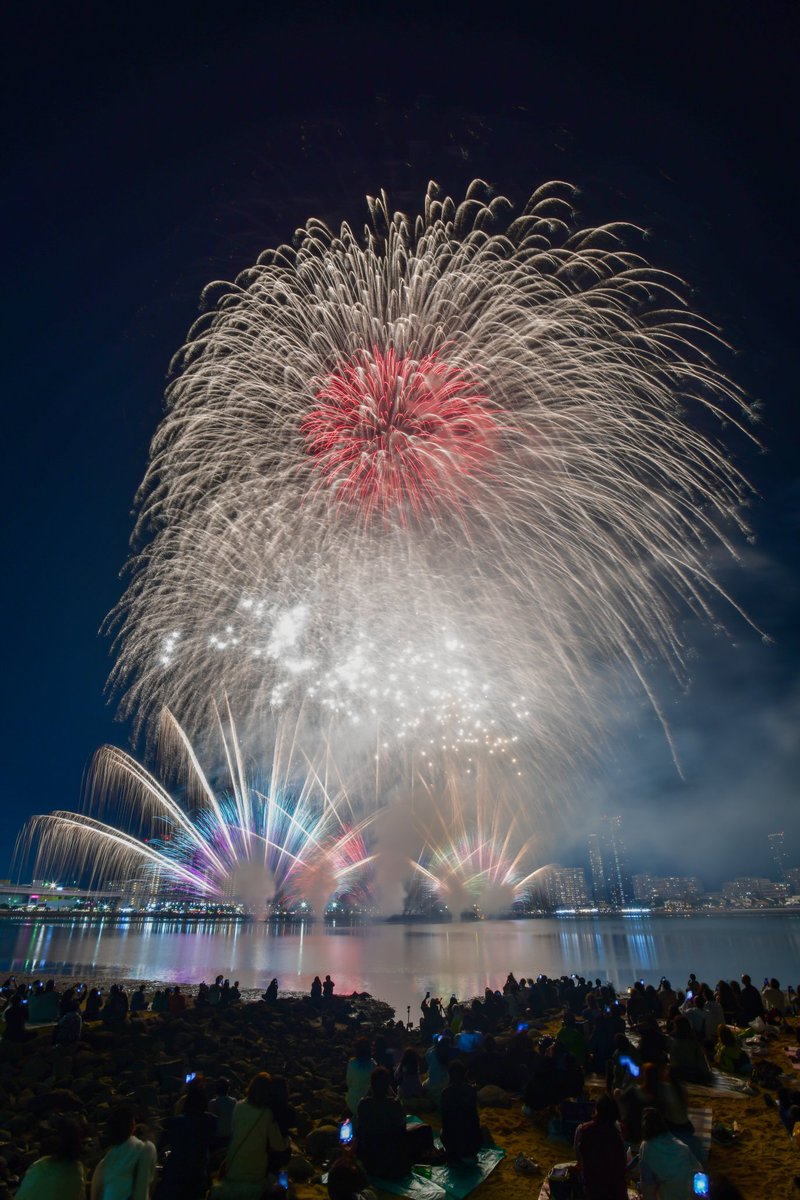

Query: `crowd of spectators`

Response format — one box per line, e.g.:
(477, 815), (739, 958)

(1, 967), (798, 1198)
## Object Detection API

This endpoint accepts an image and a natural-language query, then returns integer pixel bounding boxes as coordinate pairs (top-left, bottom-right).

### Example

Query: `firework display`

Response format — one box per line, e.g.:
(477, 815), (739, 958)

(20, 709), (375, 916)
(24, 181), (754, 913)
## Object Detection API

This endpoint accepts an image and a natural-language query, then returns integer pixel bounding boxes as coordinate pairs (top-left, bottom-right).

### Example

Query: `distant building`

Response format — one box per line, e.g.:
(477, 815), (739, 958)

(587, 834), (605, 905)
(542, 866), (589, 910)
(591, 814), (630, 908)
(768, 832), (789, 882)
(786, 867), (800, 896)
(632, 874), (701, 904)
(633, 873), (658, 903)
(721, 877), (787, 906)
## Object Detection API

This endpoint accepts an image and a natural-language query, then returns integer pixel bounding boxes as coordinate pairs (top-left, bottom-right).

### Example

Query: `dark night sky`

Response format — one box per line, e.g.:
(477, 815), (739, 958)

(2, 1), (798, 883)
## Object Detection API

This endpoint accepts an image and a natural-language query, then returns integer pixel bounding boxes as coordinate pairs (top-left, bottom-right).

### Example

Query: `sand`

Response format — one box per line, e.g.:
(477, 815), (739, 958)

(1, 981), (798, 1199)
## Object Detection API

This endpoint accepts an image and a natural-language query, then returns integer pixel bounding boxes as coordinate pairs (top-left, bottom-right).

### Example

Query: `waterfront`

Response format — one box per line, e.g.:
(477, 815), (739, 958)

(2, 912), (800, 1016)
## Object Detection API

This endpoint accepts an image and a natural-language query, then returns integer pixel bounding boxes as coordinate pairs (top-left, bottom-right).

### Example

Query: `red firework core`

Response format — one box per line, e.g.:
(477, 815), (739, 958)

(302, 347), (498, 520)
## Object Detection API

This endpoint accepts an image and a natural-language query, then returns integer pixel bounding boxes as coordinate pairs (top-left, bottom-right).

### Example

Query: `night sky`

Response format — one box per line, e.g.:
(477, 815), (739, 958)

(2, 2), (798, 884)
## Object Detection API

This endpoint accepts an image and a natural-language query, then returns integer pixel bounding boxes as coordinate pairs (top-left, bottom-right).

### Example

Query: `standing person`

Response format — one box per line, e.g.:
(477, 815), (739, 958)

(346, 1038), (377, 1117)
(574, 1094), (628, 1200)
(638, 1108), (702, 1200)
(90, 1105), (157, 1200)
(158, 1082), (216, 1199)
(310, 976), (323, 1002)
(323, 975), (336, 1000)
(15, 1117), (86, 1200)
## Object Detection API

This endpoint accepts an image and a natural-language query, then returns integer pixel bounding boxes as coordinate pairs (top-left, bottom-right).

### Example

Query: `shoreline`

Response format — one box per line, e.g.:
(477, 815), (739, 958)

(2, 906), (799, 924)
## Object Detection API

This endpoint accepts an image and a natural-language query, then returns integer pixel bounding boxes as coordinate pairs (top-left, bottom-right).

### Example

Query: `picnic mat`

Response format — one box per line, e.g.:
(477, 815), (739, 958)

(686, 1069), (752, 1098)
(688, 1106), (713, 1164)
(373, 1149), (506, 1200)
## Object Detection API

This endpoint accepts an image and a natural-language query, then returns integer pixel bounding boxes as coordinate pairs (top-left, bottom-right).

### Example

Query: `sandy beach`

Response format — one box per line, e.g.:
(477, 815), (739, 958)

(0, 981), (798, 1199)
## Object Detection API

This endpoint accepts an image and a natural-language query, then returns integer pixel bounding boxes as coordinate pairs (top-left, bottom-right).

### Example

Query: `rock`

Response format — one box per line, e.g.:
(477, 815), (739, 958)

(303, 1124), (341, 1158)
(288, 1153), (315, 1180)
(28, 1089), (85, 1115)
(476, 1084), (513, 1107)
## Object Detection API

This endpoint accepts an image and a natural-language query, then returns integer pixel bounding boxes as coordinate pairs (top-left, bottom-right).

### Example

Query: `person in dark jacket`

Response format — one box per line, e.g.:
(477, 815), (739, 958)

(356, 1067), (411, 1179)
(738, 974), (764, 1024)
(574, 1093), (628, 1200)
(440, 1060), (483, 1165)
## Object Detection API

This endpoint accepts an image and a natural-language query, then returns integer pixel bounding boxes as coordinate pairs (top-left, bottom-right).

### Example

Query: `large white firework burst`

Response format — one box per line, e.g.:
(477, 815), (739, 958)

(109, 180), (755, 791)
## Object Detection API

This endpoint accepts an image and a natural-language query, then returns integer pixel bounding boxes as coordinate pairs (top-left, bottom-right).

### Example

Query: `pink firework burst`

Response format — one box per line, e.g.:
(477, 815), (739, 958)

(302, 347), (500, 521)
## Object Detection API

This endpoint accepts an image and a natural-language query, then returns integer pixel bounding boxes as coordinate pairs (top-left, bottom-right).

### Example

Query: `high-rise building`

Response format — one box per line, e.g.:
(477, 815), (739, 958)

(587, 833), (605, 905)
(587, 817), (630, 908)
(768, 832), (789, 882)
(542, 866), (589, 910)
(786, 867), (800, 896)
(601, 814), (629, 908)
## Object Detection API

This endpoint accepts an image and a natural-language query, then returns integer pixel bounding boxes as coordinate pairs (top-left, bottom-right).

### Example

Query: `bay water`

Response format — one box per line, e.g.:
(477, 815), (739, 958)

(2, 914), (799, 1019)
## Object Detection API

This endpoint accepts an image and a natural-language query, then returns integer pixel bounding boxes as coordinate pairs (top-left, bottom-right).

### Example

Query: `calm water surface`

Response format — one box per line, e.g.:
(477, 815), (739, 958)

(2, 915), (800, 1018)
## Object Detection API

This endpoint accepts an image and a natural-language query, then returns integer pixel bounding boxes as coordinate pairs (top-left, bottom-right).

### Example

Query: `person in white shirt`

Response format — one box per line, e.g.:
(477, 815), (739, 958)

(90, 1105), (156, 1200)
(639, 1107), (702, 1200)
(761, 978), (787, 1015)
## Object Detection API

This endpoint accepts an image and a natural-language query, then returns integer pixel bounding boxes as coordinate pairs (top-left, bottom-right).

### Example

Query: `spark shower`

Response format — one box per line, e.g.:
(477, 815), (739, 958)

(22, 180), (755, 914)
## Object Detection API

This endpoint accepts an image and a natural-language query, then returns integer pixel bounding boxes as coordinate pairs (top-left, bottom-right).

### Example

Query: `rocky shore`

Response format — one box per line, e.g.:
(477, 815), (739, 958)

(1, 985), (798, 1199)
(0, 990), (394, 1196)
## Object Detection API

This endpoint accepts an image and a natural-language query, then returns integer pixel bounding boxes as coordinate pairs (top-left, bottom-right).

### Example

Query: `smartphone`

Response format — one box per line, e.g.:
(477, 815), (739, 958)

(184, 1072), (197, 1084)
(686, 990), (693, 1000)
(339, 1118), (353, 1145)
(517, 1022), (529, 1032)
(277, 1169), (289, 1191)
(693, 1172), (709, 1196)
(619, 1056), (640, 1078)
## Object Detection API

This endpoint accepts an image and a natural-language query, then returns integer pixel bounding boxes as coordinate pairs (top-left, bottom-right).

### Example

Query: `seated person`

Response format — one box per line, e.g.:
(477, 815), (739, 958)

(667, 1016), (712, 1085)
(395, 1048), (426, 1102)
(555, 1011), (587, 1067)
(639, 1107), (702, 1200)
(713, 1025), (750, 1075)
(356, 1067), (411, 1179)
(440, 1060), (482, 1165)
(574, 1093), (628, 1200)
(327, 1155), (377, 1200)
